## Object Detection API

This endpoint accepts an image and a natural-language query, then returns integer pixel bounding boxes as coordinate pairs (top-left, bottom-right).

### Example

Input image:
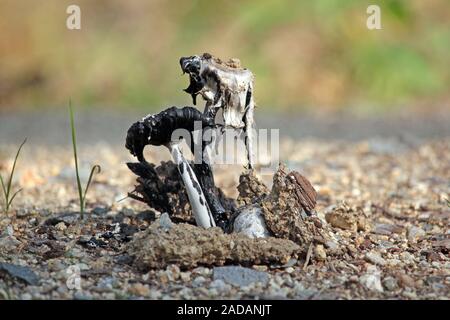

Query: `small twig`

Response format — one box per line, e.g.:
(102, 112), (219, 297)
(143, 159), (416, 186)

(115, 195), (130, 203)
(303, 242), (314, 271)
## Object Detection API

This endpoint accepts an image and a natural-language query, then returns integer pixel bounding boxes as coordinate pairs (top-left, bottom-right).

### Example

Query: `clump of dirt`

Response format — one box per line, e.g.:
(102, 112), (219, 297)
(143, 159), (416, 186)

(202, 52), (243, 69)
(236, 170), (270, 206)
(236, 165), (329, 251)
(127, 216), (301, 270)
(125, 164), (325, 269)
(325, 202), (371, 232)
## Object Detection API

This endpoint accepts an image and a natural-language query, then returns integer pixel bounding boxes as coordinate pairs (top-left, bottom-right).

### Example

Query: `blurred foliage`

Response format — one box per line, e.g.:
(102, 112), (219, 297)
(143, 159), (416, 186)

(0, 0), (448, 112)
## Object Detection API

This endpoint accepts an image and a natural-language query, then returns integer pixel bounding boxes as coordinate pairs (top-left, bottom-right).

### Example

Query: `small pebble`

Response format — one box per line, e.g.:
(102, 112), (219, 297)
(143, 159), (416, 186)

(192, 276), (206, 288)
(314, 244), (327, 261)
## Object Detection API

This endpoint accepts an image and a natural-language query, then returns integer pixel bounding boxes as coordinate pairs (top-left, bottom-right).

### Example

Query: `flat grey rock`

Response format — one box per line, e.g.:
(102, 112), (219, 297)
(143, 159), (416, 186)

(44, 212), (83, 226)
(213, 266), (269, 287)
(0, 262), (40, 285)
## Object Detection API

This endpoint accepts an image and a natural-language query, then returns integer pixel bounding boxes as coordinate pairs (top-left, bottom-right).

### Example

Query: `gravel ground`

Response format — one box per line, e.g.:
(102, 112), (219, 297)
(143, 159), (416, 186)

(0, 111), (449, 300)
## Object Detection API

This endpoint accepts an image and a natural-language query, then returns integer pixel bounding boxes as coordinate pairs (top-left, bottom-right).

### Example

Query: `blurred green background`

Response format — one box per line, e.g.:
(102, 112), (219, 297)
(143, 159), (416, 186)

(0, 0), (449, 113)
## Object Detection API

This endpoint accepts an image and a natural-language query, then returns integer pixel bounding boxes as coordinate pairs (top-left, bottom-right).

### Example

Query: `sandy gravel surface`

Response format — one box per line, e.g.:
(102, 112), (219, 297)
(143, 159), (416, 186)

(0, 112), (449, 300)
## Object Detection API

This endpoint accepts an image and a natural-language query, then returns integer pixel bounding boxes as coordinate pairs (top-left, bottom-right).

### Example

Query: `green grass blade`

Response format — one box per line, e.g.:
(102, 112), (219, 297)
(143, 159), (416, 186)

(69, 101), (85, 218)
(82, 164), (101, 206)
(0, 174), (6, 200)
(6, 138), (26, 200)
(7, 188), (22, 208)
(0, 174), (7, 210)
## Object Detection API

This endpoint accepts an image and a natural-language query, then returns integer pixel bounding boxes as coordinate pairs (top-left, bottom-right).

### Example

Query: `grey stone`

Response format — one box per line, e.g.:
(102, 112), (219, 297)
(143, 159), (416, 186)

(44, 212), (82, 226)
(400, 251), (415, 264)
(5, 225), (14, 236)
(136, 210), (156, 222)
(209, 279), (230, 292)
(365, 251), (386, 266)
(325, 240), (339, 251)
(233, 205), (270, 238)
(192, 276), (206, 288)
(359, 265), (383, 293)
(21, 293), (33, 300)
(73, 292), (93, 300)
(378, 240), (395, 250)
(382, 276), (398, 291)
(0, 235), (21, 252)
(16, 208), (33, 218)
(91, 207), (109, 216)
(373, 223), (403, 235)
(159, 213), (173, 230)
(407, 226), (425, 242)
(282, 258), (298, 268)
(213, 266), (269, 287)
(0, 262), (40, 285)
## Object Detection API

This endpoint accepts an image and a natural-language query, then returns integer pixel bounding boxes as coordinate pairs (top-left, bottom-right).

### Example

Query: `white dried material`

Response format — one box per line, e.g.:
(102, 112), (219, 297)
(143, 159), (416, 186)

(169, 143), (215, 229)
(359, 265), (384, 293)
(180, 53), (256, 168)
(233, 204), (270, 238)
(201, 61), (253, 127)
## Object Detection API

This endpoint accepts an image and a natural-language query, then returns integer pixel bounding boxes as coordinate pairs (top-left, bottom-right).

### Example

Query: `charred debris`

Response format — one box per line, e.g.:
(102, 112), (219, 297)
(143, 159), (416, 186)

(125, 54), (324, 264)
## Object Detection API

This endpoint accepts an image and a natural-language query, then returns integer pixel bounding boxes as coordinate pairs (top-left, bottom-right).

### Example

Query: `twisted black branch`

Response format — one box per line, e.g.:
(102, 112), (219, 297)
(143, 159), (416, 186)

(125, 106), (233, 231)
